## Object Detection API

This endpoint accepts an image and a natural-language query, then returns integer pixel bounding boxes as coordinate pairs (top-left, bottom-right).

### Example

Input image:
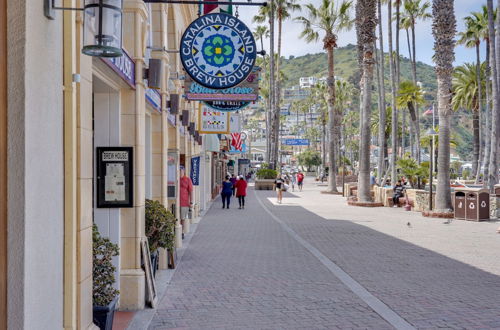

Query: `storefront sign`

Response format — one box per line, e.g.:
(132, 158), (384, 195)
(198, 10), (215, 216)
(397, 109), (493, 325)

(229, 143), (247, 154)
(203, 100), (251, 112)
(101, 50), (136, 89)
(283, 139), (310, 146)
(190, 156), (201, 186)
(184, 81), (258, 101)
(229, 113), (241, 133)
(199, 108), (230, 134)
(96, 147), (134, 208)
(146, 88), (162, 113)
(180, 13), (257, 89)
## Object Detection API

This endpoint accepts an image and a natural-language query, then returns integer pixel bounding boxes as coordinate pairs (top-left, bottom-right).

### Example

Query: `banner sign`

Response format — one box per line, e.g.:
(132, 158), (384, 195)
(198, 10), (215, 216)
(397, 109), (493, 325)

(180, 13), (257, 89)
(283, 139), (310, 146)
(198, 108), (230, 134)
(101, 50), (136, 89)
(229, 143), (247, 154)
(146, 88), (162, 113)
(203, 100), (251, 112)
(190, 156), (201, 186)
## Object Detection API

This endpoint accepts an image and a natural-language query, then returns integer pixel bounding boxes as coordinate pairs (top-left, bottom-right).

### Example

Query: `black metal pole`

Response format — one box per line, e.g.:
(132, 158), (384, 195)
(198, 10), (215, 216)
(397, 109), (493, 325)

(144, 0), (267, 6)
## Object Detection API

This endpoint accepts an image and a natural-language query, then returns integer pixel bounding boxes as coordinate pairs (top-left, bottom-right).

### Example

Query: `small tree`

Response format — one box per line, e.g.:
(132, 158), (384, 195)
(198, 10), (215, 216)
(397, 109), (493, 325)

(93, 225), (119, 306)
(297, 150), (322, 172)
(145, 199), (176, 253)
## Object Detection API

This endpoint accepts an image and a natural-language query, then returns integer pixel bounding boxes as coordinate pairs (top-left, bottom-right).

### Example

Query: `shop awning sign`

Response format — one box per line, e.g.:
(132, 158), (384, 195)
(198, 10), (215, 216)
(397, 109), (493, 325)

(180, 13), (257, 89)
(198, 108), (230, 134)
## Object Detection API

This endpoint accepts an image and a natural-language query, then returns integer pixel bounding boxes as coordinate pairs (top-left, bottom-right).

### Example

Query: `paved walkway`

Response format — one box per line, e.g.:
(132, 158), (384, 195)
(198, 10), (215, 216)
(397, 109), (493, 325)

(143, 179), (500, 330)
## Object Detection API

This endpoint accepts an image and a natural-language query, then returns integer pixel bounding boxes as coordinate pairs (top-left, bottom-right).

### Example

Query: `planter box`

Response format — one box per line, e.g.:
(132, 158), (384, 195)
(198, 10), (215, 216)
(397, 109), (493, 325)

(255, 179), (275, 190)
(93, 297), (118, 330)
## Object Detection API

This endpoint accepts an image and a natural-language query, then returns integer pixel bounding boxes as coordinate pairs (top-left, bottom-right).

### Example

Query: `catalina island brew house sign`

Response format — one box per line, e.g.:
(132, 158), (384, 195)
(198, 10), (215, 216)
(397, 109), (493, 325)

(180, 13), (257, 89)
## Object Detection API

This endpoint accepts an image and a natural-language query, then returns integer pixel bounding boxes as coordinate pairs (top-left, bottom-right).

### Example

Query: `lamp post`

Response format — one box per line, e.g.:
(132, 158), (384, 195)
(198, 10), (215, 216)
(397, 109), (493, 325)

(426, 128), (438, 211)
(341, 146), (345, 197)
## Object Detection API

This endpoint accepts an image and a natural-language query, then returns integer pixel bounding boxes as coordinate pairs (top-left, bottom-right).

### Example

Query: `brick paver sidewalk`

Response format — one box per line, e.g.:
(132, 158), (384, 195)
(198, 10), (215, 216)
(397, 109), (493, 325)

(146, 183), (500, 329)
(147, 189), (392, 329)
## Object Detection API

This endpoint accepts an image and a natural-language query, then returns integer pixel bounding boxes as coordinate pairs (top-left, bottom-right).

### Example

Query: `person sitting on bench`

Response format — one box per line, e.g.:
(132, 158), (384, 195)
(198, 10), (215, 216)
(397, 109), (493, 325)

(392, 180), (406, 208)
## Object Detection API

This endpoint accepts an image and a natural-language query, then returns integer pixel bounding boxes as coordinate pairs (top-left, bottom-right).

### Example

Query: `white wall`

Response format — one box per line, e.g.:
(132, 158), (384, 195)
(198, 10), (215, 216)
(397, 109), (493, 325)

(7, 1), (64, 329)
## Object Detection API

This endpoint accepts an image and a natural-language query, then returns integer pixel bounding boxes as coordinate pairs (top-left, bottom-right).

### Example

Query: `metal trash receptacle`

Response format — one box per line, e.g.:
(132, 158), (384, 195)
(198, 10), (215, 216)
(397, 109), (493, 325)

(463, 188), (490, 221)
(454, 191), (466, 219)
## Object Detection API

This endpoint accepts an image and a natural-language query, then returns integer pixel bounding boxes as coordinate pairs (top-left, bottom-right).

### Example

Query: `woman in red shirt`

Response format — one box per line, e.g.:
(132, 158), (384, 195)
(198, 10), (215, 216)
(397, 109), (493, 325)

(235, 176), (248, 209)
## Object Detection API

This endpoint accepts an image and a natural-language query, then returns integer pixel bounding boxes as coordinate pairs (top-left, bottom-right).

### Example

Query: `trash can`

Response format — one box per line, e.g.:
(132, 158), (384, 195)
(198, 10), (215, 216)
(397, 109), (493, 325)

(494, 184), (500, 196)
(454, 190), (466, 220)
(464, 188), (490, 221)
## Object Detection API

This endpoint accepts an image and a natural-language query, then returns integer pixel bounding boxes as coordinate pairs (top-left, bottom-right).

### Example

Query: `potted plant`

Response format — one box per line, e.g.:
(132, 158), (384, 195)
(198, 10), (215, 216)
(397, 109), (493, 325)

(255, 167), (278, 190)
(145, 199), (176, 273)
(93, 224), (120, 330)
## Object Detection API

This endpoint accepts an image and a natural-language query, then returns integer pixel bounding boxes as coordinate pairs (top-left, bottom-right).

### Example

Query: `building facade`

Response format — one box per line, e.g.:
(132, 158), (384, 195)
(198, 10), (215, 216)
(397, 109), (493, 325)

(2, 1), (220, 329)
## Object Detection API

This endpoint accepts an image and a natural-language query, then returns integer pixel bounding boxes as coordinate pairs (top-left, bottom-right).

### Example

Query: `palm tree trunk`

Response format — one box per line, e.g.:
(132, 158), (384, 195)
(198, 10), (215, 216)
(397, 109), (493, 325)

(357, 0), (377, 203)
(395, 0), (401, 86)
(489, 0), (500, 190)
(377, 0), (386, 186)
(482, 38), (491, 187)
(326, 45), (338, 193)
(472, 107), (480, 177)
(433, 0), (456, 211)
(410, 22), (421, 163)
(268, 2), (276, 169)
(388, 0), (398, 185)
(273, 17), (283, 170)
(406, 28), (412, 64)
(474, 43), (483, 182)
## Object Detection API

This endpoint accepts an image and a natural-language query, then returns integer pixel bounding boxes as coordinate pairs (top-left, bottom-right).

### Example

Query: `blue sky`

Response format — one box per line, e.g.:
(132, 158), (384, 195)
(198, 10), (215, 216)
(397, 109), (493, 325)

(239, 0), (486, 66)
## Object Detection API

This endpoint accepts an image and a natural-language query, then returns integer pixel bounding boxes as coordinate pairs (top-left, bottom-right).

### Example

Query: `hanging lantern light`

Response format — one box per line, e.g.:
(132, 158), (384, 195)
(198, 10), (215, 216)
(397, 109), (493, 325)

(82, 0), (123, 57)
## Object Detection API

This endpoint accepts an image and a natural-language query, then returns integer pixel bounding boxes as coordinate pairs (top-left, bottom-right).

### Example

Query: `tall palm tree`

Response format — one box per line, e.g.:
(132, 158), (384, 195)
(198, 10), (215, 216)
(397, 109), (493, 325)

(388, 0), (399, 185)
(432, 0), (456, 211)
(253, 25), (269, 54)
(452, 63), (486, 180)
(457, 12), (488, 179)
(296, 0), (353, 193)
(488, 0), (500, 190)
(254, 0), (300, 170)
(356, 0), (377, 202)
(376, 0), (387, 185)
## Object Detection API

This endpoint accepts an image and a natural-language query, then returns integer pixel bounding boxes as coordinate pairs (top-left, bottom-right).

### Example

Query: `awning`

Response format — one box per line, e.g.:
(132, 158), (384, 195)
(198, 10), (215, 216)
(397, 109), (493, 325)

(204, 134), (220, 152)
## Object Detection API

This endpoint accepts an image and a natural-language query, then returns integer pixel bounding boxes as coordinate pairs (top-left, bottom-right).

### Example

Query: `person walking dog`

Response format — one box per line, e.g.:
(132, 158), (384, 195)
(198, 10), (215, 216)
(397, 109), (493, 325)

(221, 175), (233, 209)
(235, 176), (248, 209)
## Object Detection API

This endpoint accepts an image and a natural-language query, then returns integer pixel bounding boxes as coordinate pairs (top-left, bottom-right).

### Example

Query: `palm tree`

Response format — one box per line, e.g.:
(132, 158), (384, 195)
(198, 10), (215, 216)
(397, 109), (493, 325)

(356, 0), (377, 203)
(432, 0), (456, 212)
(376, 0), (387, 185)
(397, 81), (425, 163)
(335, 79), (355, 170)
(488, 0), (499, 191)
(457, 12), (488, 179)
(452, 63), (486, 180)
(296, 0), (353, 193)
(388, 0), (399, 185)
(253, 25), (269, 54)
(255, 0), (300, 170)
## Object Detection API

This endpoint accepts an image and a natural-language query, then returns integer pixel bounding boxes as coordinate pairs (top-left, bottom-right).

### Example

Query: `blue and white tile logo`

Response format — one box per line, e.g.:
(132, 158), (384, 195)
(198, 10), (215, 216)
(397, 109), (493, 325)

(180, 13), (257, 89)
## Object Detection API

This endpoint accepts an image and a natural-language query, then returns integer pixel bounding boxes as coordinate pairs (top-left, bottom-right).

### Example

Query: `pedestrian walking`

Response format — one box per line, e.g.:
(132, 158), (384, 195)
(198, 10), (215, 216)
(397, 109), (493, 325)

(290, 173), (297, 192)
(274, 174), (285, 204)
(392, 180), (406, 207)
(179, 166), (193, 239)
(235, 176), (248, 209)
(230, 174), (237, 196)
(221, 175), (233, 209)
(297, 171), (304, 192)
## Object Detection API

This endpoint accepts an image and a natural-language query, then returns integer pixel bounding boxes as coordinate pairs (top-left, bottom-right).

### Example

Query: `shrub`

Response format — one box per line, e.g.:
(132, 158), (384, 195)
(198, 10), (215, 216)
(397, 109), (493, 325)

(145, 199), (176, 253)
(297, 150), (322, 171)
(93, 224), (120, 306)
(256, 168), (278, 179)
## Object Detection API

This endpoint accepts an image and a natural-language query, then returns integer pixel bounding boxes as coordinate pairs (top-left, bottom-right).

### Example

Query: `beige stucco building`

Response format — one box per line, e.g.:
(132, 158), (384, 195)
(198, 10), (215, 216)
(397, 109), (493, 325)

(1, 1), (212, 329)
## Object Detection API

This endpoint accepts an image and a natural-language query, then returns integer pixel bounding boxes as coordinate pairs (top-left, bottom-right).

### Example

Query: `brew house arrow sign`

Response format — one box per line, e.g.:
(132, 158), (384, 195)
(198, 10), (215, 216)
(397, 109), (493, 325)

(180, 13), (257, 89)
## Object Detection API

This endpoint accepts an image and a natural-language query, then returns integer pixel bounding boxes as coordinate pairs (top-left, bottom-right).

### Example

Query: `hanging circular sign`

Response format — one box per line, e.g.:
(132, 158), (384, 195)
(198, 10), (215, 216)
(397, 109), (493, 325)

(180, 13), (257, 89)
(203, 100), (251, 112)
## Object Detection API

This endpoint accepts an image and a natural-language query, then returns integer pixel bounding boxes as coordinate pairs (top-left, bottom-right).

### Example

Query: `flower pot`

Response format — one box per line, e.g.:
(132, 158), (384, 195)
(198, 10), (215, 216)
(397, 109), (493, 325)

(93, 297), (118, 330)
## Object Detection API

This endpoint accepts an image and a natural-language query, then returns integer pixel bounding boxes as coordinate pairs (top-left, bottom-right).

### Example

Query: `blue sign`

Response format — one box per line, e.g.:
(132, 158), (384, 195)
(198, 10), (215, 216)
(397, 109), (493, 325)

(180, 13), (257, 89)
(190, 156), (200, 186)
(229, 143), (247, 154)
(101, 50), (135, 89)
(146, 88), (161, 113)
(283, 139), (310, 146)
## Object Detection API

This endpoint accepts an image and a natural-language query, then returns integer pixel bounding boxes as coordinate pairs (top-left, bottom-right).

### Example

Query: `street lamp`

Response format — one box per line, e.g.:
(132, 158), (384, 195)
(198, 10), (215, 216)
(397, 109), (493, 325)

(45, 0), (124, 58)
(426, 128), (438, 211)
(341, 146), (346, 197)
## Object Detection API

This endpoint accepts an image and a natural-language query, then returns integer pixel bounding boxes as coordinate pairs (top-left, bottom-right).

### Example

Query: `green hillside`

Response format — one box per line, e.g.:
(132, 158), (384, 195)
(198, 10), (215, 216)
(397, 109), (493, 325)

(281, 44), (437, 96)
